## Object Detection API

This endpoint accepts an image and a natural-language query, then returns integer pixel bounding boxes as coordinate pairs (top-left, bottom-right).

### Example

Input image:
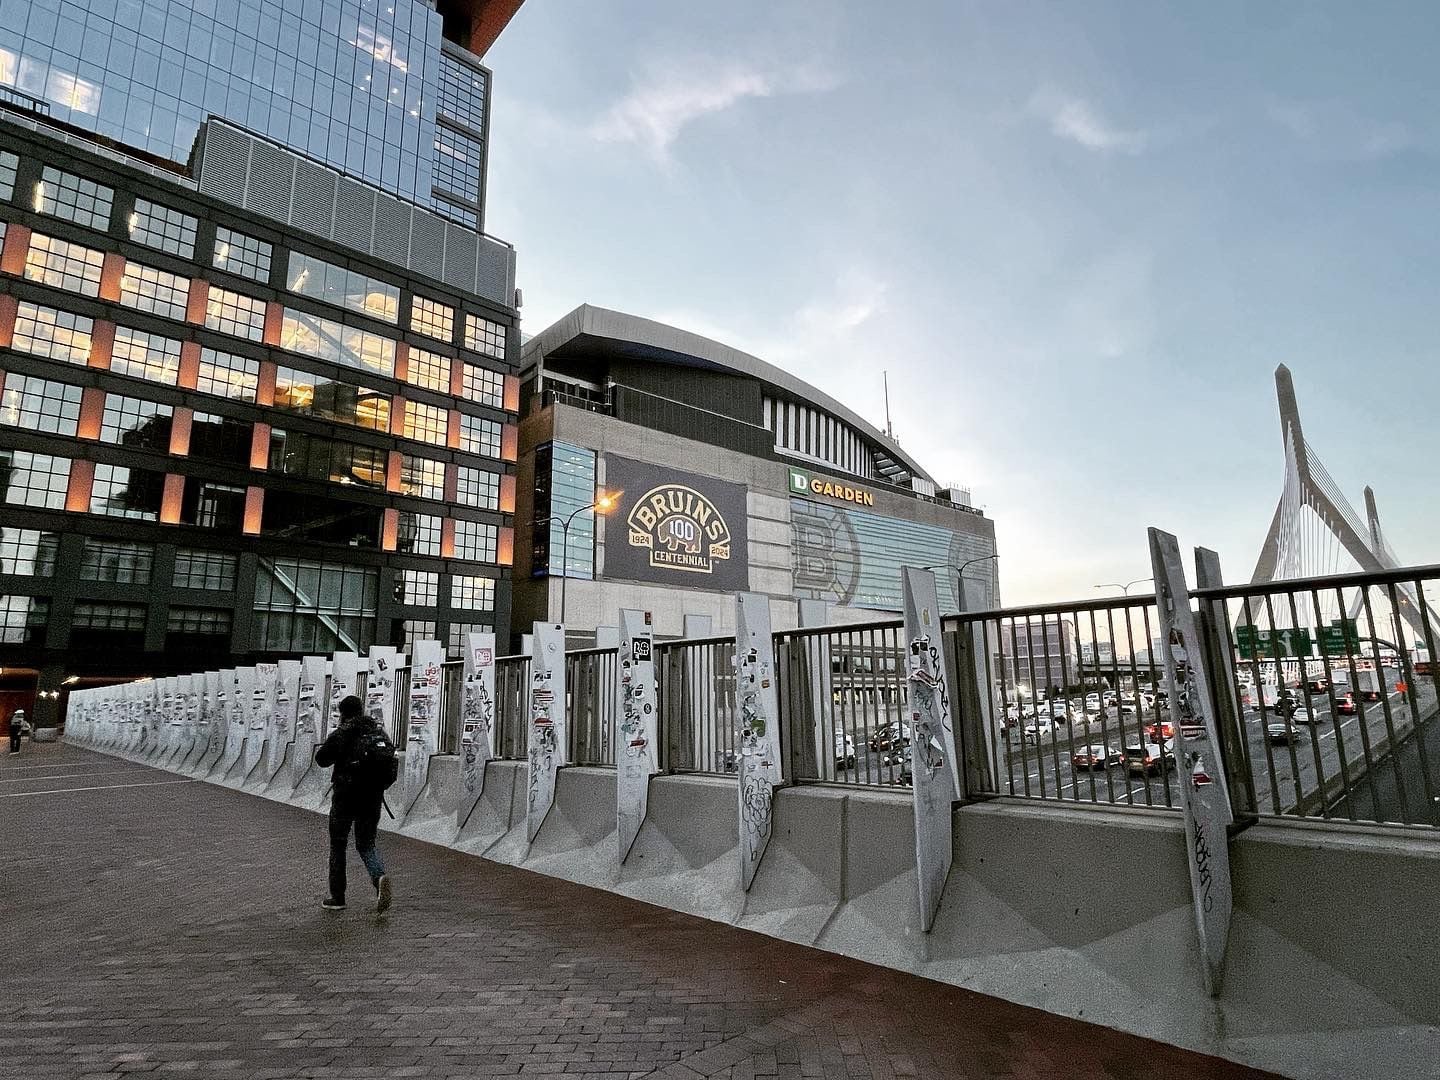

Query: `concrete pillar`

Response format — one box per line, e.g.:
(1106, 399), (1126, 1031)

(31, 663), (64, 730)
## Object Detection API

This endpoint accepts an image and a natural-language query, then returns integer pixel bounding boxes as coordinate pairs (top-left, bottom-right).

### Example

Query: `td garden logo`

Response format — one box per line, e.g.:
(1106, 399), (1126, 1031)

(626, 484), (733, 575)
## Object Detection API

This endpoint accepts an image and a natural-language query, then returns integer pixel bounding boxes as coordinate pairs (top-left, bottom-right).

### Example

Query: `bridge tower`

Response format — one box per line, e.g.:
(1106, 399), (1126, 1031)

(1251, 365), (1432, 641)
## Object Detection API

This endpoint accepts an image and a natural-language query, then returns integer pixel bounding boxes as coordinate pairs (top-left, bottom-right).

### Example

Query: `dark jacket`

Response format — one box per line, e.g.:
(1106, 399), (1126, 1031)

(316, 718), (386, 806)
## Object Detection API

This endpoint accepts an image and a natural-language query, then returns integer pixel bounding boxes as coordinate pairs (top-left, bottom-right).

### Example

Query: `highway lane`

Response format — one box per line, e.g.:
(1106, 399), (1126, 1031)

(994, 681), (1436, 816)
(1242, 683), (1435, 818)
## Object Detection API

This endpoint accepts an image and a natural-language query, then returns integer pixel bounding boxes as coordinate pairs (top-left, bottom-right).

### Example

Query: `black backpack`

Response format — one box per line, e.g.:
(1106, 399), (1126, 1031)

(341, 723), (399, 792)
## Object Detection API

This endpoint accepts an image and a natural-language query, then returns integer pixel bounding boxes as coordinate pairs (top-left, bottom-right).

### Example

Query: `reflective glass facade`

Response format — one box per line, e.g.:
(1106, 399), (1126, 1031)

(0, 0), (444, 200)
(531, 441), (597, 580)
(0, 118), (519, 682)
(790, 498), (995, 613)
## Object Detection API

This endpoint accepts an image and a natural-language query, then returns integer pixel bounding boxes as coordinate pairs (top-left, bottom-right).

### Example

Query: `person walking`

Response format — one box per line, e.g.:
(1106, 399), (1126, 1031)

(8, 708), (26, 755)
(314, 695), (396, 912)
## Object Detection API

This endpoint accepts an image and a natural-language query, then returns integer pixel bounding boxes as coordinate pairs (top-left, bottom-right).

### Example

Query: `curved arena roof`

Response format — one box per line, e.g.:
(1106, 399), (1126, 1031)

(521, 304), (935, 486)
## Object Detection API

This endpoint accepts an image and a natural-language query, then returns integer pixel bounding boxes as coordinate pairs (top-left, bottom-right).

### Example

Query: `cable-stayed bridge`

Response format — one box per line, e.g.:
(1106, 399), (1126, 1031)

(1249, 364), (1436, 642)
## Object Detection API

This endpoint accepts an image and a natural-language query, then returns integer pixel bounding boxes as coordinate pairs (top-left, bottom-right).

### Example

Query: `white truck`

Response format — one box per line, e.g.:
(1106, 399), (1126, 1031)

(1354, 665), (1382, 702)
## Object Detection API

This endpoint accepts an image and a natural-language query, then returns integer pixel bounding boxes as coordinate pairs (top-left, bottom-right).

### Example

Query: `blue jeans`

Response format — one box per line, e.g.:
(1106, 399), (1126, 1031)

(327, 799), (385, 903)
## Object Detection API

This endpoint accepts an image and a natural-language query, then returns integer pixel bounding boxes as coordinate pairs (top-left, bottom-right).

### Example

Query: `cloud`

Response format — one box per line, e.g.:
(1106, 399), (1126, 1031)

(589, 57), (839, 161)
(1030, 90), (1148, 154)
(1265, 98), (1416, 161)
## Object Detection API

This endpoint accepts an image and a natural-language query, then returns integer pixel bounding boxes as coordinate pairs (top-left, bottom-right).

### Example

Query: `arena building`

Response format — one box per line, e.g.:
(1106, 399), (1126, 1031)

(513, 305), (997, 646)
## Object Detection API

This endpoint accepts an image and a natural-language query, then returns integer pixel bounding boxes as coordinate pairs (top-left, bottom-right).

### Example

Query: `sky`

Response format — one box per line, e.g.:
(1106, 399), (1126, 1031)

(482, 1), (1440, 605)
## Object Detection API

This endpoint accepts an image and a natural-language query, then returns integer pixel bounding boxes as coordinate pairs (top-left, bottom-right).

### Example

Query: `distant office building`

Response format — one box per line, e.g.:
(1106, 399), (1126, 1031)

(0, 0), (526, 724)
(512, 305), (996, 644)
(998, 619), (1078, 696)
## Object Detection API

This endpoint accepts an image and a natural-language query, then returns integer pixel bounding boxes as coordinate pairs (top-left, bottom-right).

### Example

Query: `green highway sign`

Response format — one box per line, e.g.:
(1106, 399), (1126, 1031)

(1318, 619), (1360, 657)
(1234, 625), (1314, 659)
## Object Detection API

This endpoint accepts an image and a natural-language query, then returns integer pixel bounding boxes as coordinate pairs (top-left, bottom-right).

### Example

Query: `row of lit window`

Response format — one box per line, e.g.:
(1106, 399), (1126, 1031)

(0, 373), (503, 509)
(394, 568), (496, 610)
(0, 450), (502, 562)
(9, 298), (503, 414)
(11, 226), (510, 387)
(7, 159), (509, 359)
(7, 298), (505, 443)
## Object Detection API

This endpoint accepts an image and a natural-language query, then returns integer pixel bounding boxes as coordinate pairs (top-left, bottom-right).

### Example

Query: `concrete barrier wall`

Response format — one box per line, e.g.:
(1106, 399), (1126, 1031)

(67, 730), (1440, 1080)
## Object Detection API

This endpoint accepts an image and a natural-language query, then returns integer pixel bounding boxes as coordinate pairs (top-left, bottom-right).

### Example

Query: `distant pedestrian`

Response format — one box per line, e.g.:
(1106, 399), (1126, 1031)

(314, 695), (398, 912)
(8, 708), (25, 755)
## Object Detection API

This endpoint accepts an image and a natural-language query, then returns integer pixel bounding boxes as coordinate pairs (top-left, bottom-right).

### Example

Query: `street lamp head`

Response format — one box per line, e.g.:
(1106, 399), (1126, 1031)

(593, 490), (621, 514)
(958, 553), (999, 572)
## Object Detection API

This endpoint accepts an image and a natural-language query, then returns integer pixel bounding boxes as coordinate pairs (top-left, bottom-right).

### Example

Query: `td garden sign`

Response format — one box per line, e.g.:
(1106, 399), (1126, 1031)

(789, 467), (876, 507)
(604, 457), (749, 590)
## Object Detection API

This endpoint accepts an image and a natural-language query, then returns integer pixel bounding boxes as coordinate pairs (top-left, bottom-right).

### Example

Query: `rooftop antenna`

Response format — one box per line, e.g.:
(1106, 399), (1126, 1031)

(883, 371), (894, 440)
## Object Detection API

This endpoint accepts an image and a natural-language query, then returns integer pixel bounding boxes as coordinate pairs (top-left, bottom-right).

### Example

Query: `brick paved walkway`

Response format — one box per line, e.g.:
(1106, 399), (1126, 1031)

(2, 743), (1286, 1080)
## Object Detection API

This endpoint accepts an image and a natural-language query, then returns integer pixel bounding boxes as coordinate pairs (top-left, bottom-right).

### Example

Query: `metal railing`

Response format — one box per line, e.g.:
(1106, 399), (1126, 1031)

(1194, 563), (1440, 829)
(944, 594), (1182, 810)
(363, 562), (1439, 835)
(655, 636), (738, 774)
(494, 655), (530, 759)
(565, 648), (617, 766)
(776, 622), (910, 787)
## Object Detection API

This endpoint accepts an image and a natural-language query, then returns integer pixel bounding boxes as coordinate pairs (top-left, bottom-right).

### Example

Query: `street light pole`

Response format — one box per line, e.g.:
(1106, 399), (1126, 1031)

(1094, 577), (1154, 598)
(1092, 578), (1155, 723)
(923, 552), (1000, 613)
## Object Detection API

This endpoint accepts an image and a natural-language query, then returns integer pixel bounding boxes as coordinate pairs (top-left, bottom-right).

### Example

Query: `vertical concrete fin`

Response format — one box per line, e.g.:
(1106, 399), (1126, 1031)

(526, 623), (566, 841)
(457, 633), (497, 830)
(901, 566), (957, 933)
(616, 608), (658, 864)
(1150, 528), (1234, 997)
(736, 593), (782, 891)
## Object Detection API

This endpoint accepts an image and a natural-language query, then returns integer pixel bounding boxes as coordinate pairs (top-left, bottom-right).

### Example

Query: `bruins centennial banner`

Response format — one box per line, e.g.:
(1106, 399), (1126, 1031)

(603, 456), (749, 591)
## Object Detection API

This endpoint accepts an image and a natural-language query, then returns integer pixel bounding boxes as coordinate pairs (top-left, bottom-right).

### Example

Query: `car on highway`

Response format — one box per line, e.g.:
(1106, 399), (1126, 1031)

(868, 721), (911, 753)
(881, 744), (910, 767)
(1023, 719), (1055, 744)
(1084, 693), (1101, 713)
(1306, 677), (1329, 692)
(1071, 745), (1122, 770)
(1266, 723), (1304, 744)
(1123, 742), (1176, 776)
(887, 743), (913, 786)
(835, 731), (857, 770)
(1048, 700), (1072, 721)
(1336, 694), (1358, 715)
(1144, 721), (1176, 742)
(1291, 706), (1315, 724)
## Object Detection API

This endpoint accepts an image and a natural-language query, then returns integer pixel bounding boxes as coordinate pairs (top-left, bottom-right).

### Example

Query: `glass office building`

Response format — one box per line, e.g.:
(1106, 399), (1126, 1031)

(0, 0), (526, 723)
(0, 0), (498, 227)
